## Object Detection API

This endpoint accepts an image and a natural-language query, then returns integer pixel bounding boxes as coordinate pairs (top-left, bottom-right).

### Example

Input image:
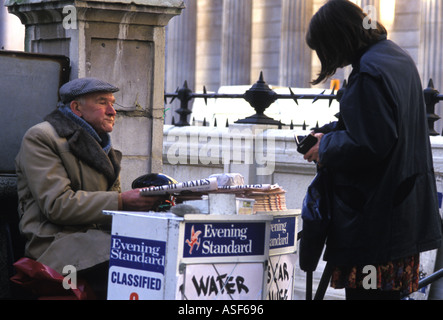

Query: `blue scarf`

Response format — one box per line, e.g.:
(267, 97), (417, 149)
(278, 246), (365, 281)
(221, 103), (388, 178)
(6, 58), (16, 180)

(59, 104), (112, 154)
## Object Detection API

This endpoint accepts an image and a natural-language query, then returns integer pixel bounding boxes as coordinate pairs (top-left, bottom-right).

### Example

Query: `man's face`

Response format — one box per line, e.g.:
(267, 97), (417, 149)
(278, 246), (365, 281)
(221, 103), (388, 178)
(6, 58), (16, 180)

(71, 92), (117, 134)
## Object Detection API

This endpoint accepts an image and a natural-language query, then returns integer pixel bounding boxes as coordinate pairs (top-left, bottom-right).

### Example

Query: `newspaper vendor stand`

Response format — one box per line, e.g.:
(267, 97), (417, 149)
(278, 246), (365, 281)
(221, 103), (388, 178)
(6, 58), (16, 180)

(104, 210), (273, 300)
(263, 210), (300, 300)
(178, 213), (272, 300)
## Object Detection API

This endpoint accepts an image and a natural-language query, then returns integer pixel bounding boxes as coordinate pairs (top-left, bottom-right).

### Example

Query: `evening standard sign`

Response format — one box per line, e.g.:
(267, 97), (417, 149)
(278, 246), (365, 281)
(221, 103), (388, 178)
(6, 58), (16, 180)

(269, 216), (296, 251)
(182, 222), (266, 258)
(108, 235), (166, 300)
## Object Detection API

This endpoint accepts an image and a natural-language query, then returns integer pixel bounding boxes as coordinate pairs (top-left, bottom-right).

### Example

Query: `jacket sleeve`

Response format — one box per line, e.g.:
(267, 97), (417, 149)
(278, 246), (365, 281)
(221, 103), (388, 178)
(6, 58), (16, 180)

(16, 125), (119, 226)
(319, 73), (398, 170)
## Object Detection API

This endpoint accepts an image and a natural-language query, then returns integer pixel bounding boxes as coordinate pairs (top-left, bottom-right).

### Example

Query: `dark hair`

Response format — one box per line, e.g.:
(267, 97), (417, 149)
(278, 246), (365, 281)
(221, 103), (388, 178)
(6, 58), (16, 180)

(306, 0), (387, 85)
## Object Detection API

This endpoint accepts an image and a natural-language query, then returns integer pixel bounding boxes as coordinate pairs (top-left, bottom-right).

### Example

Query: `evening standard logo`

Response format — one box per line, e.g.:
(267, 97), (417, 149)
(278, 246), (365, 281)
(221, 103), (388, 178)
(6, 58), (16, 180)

(110, 235), (166, 274)
(185, 225), (202, 254)
(183, 222), (266, 258)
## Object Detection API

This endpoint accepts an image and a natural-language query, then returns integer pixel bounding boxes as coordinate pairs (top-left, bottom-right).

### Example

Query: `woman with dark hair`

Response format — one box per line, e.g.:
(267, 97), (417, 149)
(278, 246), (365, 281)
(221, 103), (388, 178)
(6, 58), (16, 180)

(306, 0), (387, 85)
(302, 0), (442, 300)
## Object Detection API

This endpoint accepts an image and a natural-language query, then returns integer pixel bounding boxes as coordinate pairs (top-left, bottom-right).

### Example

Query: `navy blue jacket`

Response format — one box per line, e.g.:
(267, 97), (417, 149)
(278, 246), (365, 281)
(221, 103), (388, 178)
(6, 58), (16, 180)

(318, 38), (442, 266)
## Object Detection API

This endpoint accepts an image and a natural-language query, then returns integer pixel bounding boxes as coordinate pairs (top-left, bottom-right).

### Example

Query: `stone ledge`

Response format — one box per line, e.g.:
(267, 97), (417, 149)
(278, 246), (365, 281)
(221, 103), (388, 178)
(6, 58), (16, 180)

(5, 0), (185, 8)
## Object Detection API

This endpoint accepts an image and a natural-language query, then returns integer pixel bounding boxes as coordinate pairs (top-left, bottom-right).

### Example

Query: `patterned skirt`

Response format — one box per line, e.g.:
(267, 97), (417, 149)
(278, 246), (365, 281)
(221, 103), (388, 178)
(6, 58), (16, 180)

(330, 254), (420, 296)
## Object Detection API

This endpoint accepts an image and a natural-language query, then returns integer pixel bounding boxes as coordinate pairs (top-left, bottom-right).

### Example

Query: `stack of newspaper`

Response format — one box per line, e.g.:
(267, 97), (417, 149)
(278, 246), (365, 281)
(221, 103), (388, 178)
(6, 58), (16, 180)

(217, 184), (288, 213)
(246, 186), (287, 212)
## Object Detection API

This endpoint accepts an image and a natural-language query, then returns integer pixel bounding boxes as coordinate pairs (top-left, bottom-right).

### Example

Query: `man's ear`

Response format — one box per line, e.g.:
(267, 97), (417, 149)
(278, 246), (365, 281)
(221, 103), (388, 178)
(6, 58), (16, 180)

(70, 100), (82, 117)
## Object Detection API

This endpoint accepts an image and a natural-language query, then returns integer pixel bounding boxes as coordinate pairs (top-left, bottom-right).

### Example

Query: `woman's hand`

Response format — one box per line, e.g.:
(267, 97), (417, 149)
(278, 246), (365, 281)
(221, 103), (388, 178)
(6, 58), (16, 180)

(304, 133), (324, 164)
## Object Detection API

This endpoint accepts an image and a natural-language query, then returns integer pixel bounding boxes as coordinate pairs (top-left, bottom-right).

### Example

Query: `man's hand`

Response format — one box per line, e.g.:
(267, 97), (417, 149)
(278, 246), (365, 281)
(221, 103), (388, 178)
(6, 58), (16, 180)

(120, 188), (162, 211)
(303, 133), (324, 164)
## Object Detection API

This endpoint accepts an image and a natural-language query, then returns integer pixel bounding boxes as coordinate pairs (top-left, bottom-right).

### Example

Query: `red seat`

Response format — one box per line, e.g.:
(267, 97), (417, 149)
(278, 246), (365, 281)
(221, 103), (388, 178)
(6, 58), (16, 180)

(10, 257), (96, 300)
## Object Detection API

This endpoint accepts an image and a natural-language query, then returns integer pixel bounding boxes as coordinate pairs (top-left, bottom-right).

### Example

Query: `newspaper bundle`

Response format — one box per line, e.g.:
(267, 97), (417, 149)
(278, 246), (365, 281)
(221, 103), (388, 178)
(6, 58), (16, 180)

(217, 184), (288, 212)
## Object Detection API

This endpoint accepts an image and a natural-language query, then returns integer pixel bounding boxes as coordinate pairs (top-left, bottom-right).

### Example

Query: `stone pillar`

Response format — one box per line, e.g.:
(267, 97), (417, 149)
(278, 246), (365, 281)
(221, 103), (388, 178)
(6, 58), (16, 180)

(279, 0), (313, 88)
(220, 0), (252, 86)
(357, 0), (382, 29)
(0, 0), (6, 49)
(420, 0), (443, 88)
(165, 0), (197, 125)
(195, 0), (223, 92)
(6, 0), (184, 189)
(419, 0), (443, 134)
(358, 0), (379, 10)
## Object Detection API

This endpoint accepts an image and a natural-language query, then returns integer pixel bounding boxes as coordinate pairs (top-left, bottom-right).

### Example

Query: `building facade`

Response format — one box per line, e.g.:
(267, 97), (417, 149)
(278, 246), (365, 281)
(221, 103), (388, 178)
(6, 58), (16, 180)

(164, 0), (443, 133)
(2, 0), (443, 130)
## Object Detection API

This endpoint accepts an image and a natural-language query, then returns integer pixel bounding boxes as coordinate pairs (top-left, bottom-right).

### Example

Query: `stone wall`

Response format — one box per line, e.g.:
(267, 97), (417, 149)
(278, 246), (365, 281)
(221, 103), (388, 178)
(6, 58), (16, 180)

(162, 124), (443, 212)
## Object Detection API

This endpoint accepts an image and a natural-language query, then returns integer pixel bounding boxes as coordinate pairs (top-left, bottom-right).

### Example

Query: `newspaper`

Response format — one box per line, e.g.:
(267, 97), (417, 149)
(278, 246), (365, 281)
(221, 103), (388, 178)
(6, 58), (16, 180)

(139, 177), (288, 212)
(139, 177), (218, 196)
(217, 184), (287, 212)
(217, 184), (282, 192)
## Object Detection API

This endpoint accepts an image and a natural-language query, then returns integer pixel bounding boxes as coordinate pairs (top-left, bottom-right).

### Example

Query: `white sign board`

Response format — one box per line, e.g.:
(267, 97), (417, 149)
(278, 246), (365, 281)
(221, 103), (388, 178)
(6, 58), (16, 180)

(183, 263), (265, 300)
(107, 235), (167, 300)
(266, 254), (297, 300)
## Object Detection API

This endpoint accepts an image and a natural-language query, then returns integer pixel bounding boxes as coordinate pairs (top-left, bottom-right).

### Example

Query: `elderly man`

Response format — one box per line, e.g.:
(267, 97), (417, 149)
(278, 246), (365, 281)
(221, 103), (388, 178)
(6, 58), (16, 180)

(15, 77), (159, 298)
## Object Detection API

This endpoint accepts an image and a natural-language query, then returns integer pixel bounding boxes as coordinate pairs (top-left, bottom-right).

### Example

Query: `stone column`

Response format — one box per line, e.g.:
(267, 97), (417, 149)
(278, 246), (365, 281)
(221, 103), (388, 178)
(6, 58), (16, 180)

(195, 0), (223, 92)
(358, 0), (379, 10)
(420, 0), (443, 88)
(6, 0), (184, 189)
(165, 0), (197, 125)
(220, 0), (252, 86)
(358, 0), (381, 28)
(419, 0), (443, 134)
(0, 0), (6, 49)
(279, 0), (313, 88)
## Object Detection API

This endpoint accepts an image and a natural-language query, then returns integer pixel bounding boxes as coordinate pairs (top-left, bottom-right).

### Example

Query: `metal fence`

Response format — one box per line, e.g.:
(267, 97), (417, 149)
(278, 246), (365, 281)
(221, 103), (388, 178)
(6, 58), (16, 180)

(165, 72), (443, 136)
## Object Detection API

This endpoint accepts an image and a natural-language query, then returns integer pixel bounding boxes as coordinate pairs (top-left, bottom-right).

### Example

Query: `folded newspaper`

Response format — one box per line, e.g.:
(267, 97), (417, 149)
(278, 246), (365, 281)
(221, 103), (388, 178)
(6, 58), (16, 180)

(139, 177), (219, 196)
(217, 184), (281, 192)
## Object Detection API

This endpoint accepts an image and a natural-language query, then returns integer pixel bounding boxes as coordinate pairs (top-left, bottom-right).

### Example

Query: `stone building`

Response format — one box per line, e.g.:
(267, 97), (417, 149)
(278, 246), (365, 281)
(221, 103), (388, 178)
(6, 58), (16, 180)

(164, 0), (443, 133)
(2, 0), (443, 130)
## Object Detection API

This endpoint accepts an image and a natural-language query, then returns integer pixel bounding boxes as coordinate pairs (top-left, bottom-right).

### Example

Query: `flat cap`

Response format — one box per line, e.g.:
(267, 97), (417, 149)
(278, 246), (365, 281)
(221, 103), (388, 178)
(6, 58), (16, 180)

(59, 77), (119, 103)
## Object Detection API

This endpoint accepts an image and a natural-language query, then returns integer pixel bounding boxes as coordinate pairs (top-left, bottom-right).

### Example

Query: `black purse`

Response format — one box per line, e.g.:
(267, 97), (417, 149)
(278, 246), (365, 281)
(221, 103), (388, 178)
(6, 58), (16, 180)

(299, 168), (332, 272)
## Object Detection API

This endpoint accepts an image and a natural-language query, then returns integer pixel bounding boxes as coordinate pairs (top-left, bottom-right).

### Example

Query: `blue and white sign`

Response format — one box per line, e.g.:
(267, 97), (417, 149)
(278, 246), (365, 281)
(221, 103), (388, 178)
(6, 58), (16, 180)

(182, 222), (266, 258)
(108, 235), (167, 300)
(269, 216), (296, 250)
(109, 235), (166, 274)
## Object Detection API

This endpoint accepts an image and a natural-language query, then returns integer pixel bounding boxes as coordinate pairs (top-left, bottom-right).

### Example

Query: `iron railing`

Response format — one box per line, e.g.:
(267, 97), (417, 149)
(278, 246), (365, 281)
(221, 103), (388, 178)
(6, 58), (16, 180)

(165, 72), (443, 136)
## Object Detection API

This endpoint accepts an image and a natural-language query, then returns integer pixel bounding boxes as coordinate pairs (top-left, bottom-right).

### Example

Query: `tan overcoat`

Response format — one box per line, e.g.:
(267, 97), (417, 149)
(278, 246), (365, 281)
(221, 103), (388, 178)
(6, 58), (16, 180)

(15, 110), (122, 274)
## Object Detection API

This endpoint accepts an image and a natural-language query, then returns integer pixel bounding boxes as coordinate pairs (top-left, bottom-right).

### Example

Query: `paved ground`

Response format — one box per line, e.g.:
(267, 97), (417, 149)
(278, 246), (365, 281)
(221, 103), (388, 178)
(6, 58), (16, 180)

(292, 257), (346, 300)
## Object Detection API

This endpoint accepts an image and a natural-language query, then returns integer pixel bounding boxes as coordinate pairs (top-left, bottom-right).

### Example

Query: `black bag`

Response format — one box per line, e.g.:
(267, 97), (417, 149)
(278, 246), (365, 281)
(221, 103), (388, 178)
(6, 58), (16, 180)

(299, 168), (332, 272)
